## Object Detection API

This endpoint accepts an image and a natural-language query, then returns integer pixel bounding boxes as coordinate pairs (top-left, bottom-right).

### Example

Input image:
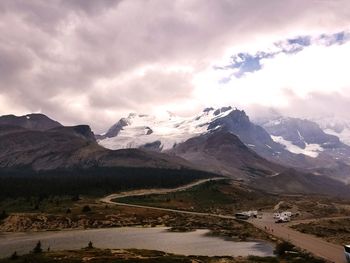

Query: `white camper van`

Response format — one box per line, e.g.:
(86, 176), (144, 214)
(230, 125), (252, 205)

(273, 213), (280, 219)
(281, 211), (292, 217)
(274, 211), (292, 223)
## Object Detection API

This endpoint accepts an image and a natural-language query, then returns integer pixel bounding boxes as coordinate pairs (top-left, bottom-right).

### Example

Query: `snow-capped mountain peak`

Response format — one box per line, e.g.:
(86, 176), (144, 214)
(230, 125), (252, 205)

(99, 106), (235, 150)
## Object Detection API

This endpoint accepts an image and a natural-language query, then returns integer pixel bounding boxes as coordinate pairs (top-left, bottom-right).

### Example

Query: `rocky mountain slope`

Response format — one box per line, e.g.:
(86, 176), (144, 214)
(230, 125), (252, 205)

(260, 116), (349, 158)
(101, 108), (281, 154)
(251, 168), (350, 197)
(258, 116), (350, 182)
(0, 123), (197, 171)
(0, 113), (62, 131)
(98, 107), (318, 169)
(1, 112), (349, 197)
(313, 116), (350, 146)
(98, 107), (350, 184)
(169, 130), (283, 180)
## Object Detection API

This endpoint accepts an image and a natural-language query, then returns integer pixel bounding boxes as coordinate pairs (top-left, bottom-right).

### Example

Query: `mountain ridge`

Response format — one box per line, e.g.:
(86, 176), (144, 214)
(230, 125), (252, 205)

(0, 113), (62, 131)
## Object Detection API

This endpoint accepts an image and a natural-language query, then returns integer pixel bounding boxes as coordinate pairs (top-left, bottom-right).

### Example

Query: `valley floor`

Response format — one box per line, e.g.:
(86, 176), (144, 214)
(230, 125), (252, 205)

(1, 178), (350, 262)
(291, 217), (350, 246)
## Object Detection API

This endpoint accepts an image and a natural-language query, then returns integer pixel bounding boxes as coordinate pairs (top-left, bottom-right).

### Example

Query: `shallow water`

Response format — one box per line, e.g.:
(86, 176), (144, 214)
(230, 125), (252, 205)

(0, 227), (274, 258)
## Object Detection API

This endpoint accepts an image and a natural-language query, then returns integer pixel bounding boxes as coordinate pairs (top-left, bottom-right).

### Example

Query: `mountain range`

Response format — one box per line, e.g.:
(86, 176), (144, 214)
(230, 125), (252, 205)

(98, 108), (350, 163)
(0, 114), (196, 171)
(97, 107), (350, 193)
(1, 109), (350, 197)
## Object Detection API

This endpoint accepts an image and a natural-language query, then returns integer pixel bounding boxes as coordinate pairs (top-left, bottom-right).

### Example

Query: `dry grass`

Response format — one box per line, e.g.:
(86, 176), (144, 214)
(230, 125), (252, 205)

(291, 218), (350, 245)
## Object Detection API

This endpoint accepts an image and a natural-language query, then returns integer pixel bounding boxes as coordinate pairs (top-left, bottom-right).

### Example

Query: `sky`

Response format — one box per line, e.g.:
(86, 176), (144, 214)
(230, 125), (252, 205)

(1, 0), (350, 133)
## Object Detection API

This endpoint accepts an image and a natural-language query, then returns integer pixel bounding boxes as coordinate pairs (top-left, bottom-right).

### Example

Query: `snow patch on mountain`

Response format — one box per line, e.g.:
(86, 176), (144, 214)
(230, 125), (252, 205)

(271, 135), (323, 158)
(99, 107), (233, 150)
(324, 128), (350, 146)
(313, 116), (350, 146)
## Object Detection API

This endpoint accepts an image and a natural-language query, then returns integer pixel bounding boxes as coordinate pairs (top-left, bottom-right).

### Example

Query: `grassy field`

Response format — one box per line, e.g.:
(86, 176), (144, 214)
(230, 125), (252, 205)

(116, 180), (278, 214)
(284, 196), (350, 219)
(115, 180), (350, 219)
(0, 179), (341, 263)
(0, 247), (326, 263)
(0, 196), (76, 214)
(291, 218), (350, 245)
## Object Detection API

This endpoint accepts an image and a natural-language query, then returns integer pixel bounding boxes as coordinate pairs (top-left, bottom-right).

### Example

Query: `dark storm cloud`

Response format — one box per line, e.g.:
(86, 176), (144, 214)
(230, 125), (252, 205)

(0, 0), (349, 132)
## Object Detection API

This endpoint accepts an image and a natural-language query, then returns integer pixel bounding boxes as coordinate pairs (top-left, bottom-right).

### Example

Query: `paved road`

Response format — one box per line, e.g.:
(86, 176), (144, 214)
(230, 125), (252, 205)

(251, 213), (346, 263)
(101, 181), (347, 263)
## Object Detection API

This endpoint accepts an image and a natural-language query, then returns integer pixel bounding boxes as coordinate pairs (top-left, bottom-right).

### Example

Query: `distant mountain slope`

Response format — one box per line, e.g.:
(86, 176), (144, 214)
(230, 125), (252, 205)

(98, 107), (350, 186)
(0, 117), (217, 198)
(98, 108), (235, 150)
(309, 161), (350, 184)
(251, 169), (350, 197)
(0, 113), (62, 131)
(262, 117), (342, 156)
(98, 107), (314, 169)
(313, 116), (350, 146)
(260, 116), (350, 166)
(256, 116), (350, 183)
(0, 124), (197, 171)
(169, 130), (283, 179)
(0, 112), (349, 198)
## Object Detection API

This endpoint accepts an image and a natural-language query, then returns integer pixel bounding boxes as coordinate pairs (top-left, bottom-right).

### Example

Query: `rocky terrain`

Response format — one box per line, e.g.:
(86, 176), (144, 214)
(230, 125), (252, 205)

(168, 130), (283, 179)
(0, 114), (62, 131)
(0, 208), (270, 243)
(0, 124), (197, 171)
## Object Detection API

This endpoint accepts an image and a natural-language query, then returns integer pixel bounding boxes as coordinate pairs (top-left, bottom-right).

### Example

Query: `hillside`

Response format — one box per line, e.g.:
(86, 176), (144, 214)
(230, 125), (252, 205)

(169, 130), (283, 179)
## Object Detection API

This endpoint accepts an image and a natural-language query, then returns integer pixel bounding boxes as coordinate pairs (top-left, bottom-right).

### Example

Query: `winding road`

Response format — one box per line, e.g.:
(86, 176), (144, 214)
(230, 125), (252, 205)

(101, 178), (347, 263)
(101, 177), (226, 204)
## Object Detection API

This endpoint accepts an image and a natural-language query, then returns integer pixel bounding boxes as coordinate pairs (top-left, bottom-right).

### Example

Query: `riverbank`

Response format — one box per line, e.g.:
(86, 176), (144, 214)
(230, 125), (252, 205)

(0, 245), (327, 263)
(0, 227), (276, 258)
(0, 248), (275, 263)
(0, 207), (273, 244)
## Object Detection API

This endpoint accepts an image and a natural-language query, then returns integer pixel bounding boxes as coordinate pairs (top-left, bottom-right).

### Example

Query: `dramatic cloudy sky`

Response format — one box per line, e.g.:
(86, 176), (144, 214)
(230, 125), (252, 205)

(1, 0), (350, 132)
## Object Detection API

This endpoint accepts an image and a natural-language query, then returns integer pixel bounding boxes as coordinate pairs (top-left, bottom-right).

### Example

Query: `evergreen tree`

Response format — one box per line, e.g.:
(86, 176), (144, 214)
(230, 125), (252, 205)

(82, 205), (91, 213)
(33, 241), (43, 254)
(0, 210), (7, 220)
(10, 251), (18, 260)
(87, 241), (93, 249)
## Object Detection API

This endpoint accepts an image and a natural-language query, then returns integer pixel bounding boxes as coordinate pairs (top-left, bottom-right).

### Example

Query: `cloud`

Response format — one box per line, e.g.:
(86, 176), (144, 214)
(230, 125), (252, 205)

(195, 39), (350, 120)
(216, 30), (350, 79)
(0, 0), (350, 132)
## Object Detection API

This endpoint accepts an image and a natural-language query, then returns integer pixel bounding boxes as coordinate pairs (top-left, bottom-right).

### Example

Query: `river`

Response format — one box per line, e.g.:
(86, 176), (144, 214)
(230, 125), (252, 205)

(0, 227), (275, 258)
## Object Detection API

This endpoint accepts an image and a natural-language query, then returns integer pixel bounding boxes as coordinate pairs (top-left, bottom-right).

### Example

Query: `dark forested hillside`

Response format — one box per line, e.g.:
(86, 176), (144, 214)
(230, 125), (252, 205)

(0, 167), (215, 199)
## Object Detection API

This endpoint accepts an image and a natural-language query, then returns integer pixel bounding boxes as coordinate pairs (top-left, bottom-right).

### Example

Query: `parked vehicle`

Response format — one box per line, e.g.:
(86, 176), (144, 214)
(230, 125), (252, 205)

(235, 210), (258, 220)
(274, 211), (292, 218)
(281, 211), (292, 217)
(345, 245), (350, 263)
(275, 216), (290, 223)
(235, 213), (250, 220)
